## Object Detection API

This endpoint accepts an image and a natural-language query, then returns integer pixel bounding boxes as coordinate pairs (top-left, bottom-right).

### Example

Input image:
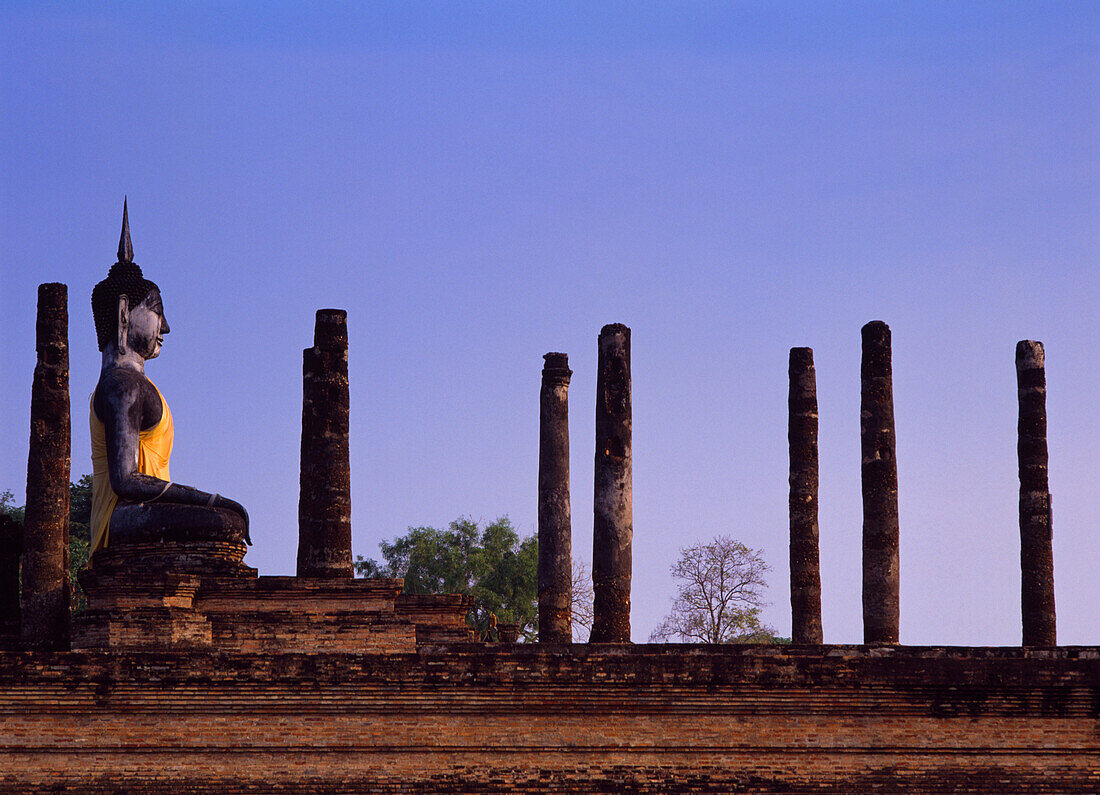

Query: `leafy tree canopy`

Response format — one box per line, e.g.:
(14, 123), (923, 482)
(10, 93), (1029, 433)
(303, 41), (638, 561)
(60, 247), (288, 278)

(67, 475), (92, 613)
(355, 516), (538, 642)
(3, 475), (92, 614)
(0, 490), (23, 524)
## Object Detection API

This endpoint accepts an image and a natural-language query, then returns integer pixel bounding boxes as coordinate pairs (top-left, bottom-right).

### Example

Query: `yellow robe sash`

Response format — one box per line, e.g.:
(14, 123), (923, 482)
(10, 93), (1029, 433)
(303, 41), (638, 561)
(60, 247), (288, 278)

(90, 380), (173, 552)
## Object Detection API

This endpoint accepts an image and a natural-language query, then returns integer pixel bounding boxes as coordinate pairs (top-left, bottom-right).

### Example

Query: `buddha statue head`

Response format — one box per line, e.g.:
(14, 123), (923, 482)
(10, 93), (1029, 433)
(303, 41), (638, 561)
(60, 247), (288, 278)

(91, 200), (170, 359)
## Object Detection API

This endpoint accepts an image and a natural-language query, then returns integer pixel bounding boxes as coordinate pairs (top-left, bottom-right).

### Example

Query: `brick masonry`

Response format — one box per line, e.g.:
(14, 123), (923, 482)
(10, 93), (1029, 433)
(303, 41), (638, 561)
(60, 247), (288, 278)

(1, 644), (1097, 792)
(73, 564), (474, 654)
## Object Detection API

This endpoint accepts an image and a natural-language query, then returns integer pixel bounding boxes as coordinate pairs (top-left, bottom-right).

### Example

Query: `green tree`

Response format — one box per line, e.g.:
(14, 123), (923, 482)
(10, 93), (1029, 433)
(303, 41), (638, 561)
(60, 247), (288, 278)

(355, 516), (538, 641)
(649, 535), (782, 644)
(0, 490), (24, 524)
(67, 475), (92, 613)
(1, 477), (93, 615)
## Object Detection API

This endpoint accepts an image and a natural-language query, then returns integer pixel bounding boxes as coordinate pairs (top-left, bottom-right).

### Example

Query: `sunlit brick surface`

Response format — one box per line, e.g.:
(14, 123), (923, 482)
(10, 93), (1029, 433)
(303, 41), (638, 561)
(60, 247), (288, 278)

(1, 644), (1097, 792)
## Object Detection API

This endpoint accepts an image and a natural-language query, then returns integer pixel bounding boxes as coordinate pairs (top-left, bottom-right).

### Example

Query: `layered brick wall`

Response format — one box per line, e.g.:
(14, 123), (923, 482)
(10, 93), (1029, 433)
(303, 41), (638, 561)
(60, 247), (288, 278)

(1, 644), (1098, 792)
(73, 566), (474, 653)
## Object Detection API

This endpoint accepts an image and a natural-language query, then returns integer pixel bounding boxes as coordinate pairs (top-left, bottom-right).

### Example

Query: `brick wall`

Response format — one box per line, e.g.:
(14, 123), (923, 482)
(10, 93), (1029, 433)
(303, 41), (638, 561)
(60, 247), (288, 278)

(73, 574), (473, 654)
(1, 644), (1097, 792)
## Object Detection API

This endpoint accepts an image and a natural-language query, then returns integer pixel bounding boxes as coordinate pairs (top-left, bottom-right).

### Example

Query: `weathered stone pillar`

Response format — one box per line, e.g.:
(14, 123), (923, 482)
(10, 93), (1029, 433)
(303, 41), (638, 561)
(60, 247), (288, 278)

(789, 347), (822, 644)
(861, 320), (899, 644)
(21, 283), (71, 650)
(297, 309), (353, 578)
(0, 514), (21, 638)
(1016, 340), (1055, 647)
(539, 352), (573, 644)
(590, 324), (632, 643)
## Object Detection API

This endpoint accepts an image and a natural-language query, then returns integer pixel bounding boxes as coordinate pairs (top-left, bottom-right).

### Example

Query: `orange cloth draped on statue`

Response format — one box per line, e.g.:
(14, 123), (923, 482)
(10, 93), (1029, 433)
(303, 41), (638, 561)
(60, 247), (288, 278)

(89, 380), (173, 552)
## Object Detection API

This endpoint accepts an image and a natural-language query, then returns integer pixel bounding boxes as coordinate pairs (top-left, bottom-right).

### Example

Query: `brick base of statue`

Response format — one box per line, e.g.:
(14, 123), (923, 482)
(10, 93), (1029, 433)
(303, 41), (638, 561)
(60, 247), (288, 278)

(72, 531), (473, 653)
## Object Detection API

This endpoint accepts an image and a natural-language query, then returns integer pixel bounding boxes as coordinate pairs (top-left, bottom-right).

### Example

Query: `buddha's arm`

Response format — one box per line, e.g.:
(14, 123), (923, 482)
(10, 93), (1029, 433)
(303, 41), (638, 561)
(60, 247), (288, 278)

(102, 381), (249, 532)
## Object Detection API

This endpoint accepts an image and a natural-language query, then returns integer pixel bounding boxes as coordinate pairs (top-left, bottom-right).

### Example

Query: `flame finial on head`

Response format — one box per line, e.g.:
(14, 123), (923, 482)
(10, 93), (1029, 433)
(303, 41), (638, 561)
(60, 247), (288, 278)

(117, 197), (133, 263)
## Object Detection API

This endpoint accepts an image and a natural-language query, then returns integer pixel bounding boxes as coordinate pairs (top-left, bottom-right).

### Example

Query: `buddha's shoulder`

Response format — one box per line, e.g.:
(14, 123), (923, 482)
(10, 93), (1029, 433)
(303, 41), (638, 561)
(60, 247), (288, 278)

(95, 367), (158, 405)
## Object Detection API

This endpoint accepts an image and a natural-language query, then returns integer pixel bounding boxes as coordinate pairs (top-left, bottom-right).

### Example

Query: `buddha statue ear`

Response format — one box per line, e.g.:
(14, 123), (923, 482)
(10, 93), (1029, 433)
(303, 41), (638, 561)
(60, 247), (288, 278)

(116, 294), (130, 355)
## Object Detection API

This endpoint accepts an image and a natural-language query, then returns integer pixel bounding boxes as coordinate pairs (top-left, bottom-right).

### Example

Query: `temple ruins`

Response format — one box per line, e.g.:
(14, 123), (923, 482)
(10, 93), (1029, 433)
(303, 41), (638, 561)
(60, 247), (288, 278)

(590, 323), (633, 643)
(0, 206), (1095, 791)
(297, 309), (354, 579)
(787, 346), (822, 645)
(537, 351), (573, 644)
(860, 320), (901, 645)
(20, 283), (71, 651)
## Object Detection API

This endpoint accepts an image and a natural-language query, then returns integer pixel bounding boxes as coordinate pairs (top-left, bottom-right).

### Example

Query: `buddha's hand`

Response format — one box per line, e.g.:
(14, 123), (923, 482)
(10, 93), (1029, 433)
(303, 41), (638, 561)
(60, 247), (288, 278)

(214, 495), (252, 545)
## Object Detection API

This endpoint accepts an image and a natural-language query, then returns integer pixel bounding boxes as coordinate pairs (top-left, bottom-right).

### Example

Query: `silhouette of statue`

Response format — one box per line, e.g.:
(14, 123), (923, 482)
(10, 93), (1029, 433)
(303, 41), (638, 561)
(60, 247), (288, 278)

(88, 200), (249, 557)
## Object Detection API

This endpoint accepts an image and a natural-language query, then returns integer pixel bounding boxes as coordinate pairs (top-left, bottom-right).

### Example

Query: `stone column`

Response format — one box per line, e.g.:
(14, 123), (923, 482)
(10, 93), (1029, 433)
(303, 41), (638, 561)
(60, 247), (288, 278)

(590, 324), (632, 643)
(861, 320), (899, 644)
(0, 514), (21, 638)
(539, 352), (573, 644)
(1016, 340), (1055, 646)
(297, 309), (353, 578)
(789, 347), (822, 644)
(22, 283), (71, 650)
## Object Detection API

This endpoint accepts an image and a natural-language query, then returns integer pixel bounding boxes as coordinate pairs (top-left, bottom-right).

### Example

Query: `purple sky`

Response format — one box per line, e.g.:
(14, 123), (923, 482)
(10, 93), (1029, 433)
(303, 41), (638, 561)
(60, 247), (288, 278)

(2, 2), (1097, 644)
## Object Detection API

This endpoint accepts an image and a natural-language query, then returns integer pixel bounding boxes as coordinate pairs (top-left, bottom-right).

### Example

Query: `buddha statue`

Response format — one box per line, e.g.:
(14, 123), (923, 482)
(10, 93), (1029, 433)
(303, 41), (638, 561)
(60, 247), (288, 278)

(88, 201), (250, 557)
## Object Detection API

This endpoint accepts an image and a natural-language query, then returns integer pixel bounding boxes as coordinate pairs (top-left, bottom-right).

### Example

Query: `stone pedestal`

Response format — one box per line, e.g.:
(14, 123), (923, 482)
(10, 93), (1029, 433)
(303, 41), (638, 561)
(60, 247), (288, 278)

(73, 537), (254, 651)
(73, 534), (472, 653)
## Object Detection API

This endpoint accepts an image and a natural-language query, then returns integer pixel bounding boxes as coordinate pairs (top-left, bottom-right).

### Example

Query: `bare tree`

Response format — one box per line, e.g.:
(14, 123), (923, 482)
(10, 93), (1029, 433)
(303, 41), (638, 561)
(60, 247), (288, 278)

(649, 535), (777, 643)
(570, 558), (594, 642)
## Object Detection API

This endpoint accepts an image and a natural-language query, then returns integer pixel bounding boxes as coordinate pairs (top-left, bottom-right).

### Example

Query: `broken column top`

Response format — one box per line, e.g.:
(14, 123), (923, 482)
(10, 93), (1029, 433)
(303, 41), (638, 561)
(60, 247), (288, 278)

(36, 283), (67, 338)
(789, 347), (814, 367)
(862, 320), (890, 338)
(600, 323), (630, 339)
(542, 352), (572, 379)
(314, 309), (348, 350)
(38, 282), (66, 300)
(861, 321), (892, 372)
(543, 351), (569, 367)
(1016, 340), (1044, 369)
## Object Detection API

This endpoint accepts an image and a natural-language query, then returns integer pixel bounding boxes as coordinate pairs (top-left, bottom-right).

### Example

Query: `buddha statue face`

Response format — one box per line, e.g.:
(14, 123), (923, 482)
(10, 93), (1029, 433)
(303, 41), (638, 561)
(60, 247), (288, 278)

(91, 200), (171, 359)
(124, 288), (170, 360)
